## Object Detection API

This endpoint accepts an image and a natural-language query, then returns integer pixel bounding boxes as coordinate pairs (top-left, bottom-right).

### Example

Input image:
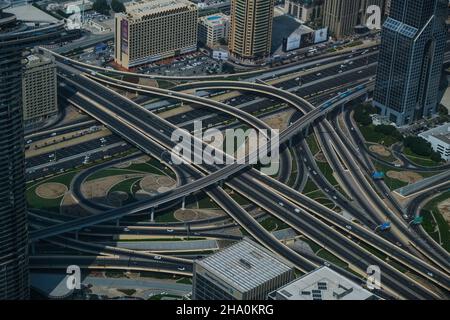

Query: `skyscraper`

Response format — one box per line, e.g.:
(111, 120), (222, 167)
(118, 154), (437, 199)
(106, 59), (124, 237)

(322, 0), (385, 39)
(322, 0), (360, 39)
(373, 0), (447, 126)
(0, 0), (64, 299)
(228, 0), (275, 62)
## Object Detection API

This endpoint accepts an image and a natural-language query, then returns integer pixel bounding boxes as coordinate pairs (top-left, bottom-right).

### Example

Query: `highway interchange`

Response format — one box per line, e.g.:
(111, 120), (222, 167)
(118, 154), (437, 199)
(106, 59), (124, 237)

(27, 42), (450, 300)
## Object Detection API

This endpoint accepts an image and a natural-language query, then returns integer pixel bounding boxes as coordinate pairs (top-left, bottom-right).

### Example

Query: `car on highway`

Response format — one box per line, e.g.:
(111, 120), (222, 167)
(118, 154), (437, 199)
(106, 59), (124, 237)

(294, 208), (300, 213)
(345, 225), (352, 230)
(177, 267), (185, 271)
(154, 255), (162, 260)
(278, 202), (284, 207)
(123, 227), (130, 232)
(167, 229), (174, 233)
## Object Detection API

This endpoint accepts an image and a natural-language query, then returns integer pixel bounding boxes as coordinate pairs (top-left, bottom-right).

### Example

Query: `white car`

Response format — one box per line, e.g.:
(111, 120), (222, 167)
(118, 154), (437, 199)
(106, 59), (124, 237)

(278, 202), (284, 207)
(294, 208), (300, 213)
(177, 267), (185, 271)
(324, 262), (331, 267)
(345, 225), (352, 230)
(154, 255), (162, 260)
(427, 272), (433, 277)
(167, 229), (174, 233)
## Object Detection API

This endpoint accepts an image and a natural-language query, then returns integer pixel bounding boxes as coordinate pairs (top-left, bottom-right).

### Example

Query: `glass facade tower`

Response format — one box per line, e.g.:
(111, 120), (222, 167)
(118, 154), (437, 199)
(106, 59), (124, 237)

(373, 0), (447, 126)
(0, 1), (65, 299)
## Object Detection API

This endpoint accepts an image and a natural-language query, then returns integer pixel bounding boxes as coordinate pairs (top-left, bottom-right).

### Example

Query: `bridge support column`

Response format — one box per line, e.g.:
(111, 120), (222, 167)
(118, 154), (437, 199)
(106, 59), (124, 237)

(288, 137), (293, 148)
(181, 196), (185, 210)
(116, 219), (120, 227)
(30, 243), (36, 255)
(150, 207), (155, 222)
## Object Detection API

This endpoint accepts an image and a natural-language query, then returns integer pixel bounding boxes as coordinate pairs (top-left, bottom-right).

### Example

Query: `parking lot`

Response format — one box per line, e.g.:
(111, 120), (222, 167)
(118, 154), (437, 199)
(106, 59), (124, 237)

(134, 51), (224, 76)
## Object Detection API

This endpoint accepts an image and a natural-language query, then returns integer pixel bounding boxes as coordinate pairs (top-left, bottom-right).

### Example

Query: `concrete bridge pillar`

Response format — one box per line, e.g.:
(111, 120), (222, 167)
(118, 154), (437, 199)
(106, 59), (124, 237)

(150, 207), (155, 222)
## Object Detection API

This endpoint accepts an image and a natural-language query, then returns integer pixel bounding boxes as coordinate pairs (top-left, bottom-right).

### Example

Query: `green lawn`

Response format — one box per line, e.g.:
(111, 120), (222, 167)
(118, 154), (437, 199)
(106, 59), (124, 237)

(260, 217), (289, 232)
(303, 178), (318, 193)
(359, 124), (401, 147)
(403, 148), (442, 167)
(316, 161), (338, 186)
(420, 191), (450, 253)
(108, 177), (142, 205)
(155, 210), (178, 223)
(86, 168), (144, 181)
(306, 134), (320, 155)
(176, 277), (192, 285)
(26, 170), (80, 212)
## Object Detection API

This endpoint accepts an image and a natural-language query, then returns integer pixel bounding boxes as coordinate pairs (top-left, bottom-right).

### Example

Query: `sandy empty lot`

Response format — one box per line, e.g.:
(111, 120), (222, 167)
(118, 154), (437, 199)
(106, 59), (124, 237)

(140, 174), (176, 193)
(369, 144), (391, 157)
(437, 198), (450, 226)
(262, 110), (294, 131)
(174, 208), (225, 222)
(387, 171), (422, 184)
(35, 182), (68, 199)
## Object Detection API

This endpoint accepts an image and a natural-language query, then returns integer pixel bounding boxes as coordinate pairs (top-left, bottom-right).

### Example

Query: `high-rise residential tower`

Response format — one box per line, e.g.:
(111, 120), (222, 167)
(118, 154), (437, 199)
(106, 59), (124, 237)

(373, 0), (447, 126)
(322, 0), (385, 39)
(228, 0), (275, 61)
(0, 0), (64, 299)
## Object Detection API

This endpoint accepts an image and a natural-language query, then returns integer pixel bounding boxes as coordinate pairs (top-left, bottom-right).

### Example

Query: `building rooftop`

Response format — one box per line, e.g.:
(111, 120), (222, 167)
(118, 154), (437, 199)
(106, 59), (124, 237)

(419, 123), (450, 145)
(199, 12), (229, 26)
(124, 0), (196, 18)
(196, 238), (294, 293)
(273, 266), (379, 300)
(24, 53), (53, 68)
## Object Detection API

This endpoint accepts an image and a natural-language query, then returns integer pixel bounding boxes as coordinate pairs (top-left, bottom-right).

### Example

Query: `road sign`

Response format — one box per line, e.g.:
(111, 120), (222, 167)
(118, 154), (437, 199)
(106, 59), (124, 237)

(380, 221), (391, 231)
(412, 216), (424, 225)
(372, 171), (384, 180)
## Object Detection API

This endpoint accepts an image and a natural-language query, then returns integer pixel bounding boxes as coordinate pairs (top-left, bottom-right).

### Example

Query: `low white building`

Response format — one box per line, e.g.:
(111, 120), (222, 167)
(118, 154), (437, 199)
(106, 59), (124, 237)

(418, 123), (450, 161)
(270, 266), (380, 300)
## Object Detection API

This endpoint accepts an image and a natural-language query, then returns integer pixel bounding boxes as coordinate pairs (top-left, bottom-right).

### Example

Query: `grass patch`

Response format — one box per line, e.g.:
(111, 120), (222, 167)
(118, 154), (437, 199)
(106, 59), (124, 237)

(259, 217), (289, 232)
(117, 288), (136, 296)
(86, 168), (144, 181)
(316, 161), (338, 186)
(403, 148), (442, 167)
(176, 277), (192, 285)
(108, 177), (142, 205)
(420, 191), (450, 252)
(306, 134), (320, 155)
(155, 210), (178, 223)
(303, 178), (318, 193)
(359, 124), (401, 147)
(26, 170), (80, 212)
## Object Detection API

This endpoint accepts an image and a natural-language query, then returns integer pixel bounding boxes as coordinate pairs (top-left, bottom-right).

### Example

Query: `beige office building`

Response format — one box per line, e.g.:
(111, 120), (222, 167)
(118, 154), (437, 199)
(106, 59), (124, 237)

(22, 54), (58, 127)
(228, 0), (275, 62)
(114, 0), (198, 69)
(323, 0), (384, 39)
(198, 13), (230, 48)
